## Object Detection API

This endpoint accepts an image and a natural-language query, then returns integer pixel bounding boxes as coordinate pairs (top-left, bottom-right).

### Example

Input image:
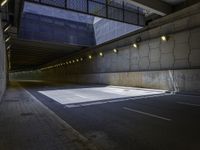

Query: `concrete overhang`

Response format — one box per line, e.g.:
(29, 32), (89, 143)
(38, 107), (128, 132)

(10, 38), (86, 71)
(126, 0), (173, 16)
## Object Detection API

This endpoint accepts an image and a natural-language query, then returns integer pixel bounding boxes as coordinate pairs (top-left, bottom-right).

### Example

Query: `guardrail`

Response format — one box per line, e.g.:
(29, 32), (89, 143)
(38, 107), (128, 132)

(24, 0), (145, 26)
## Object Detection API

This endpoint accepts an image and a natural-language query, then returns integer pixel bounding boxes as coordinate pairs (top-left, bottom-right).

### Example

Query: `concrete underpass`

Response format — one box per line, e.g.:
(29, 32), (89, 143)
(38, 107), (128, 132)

(0, 0), (200, 150)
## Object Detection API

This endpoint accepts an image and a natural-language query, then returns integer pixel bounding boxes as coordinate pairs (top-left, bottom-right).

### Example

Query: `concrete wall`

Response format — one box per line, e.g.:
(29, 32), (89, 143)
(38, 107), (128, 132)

(22, 2), (140, 46)
(94, 19), (141, 45)
(0, 17), (7, 101)
(20, 12), (96, 46)
(10, 69), (200, 93)
(11, 3), (200, 93)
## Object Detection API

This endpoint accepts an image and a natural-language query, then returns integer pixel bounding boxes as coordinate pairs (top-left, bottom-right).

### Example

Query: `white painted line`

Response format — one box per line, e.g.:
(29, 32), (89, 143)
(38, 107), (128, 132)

(75, 94), (88, 99)
(123, 107), (172, 121)
(65, 93), (171, 108)
(177, 102), (200, 107)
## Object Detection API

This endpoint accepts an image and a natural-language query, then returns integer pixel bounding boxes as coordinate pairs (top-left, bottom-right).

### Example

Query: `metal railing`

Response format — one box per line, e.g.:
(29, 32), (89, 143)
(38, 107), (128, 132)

(24, 0), (145, 26)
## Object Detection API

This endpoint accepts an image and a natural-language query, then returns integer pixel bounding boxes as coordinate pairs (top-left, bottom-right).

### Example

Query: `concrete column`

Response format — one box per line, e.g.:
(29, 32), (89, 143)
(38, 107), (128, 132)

(0, 14), (7, 101)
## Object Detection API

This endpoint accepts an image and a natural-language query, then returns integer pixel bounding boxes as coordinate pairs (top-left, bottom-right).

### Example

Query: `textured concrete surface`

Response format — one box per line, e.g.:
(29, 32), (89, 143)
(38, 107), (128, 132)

(22, 2), (140, 46)
(0, 17), (7, 101)
(94, 19), (140, 45)
(10, 69), (200, 93)
(0, 82), (98, 150)
(10, 3), (200, 93)
(62, 23), (200, 72)
(37, 84), (166, 106)
(19, 80), (200, 150)
(20, 12), (96, 46)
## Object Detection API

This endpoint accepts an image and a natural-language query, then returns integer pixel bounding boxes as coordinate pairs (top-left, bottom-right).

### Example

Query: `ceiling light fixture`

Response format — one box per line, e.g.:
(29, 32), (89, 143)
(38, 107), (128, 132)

(7, 45), (11, 50)
(4, 25), (11, 32)
(136, 37), (142, 43)
(1, 0), (8, 7)
(113, 48), (118, 53)
(133, 43), (138, 48)
(5, 36), (11, 42)
(99, 52), (103, 57)
(161, 35), (168, 41)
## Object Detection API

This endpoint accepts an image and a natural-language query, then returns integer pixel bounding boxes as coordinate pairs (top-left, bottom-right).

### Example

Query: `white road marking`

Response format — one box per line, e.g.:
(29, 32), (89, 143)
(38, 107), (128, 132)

(75, 94), (88, 99)
(38, 86), (167, 105)
(123, 107), (172, 121)
(65, 94), (170, 108)
(176, 102), (200, 107)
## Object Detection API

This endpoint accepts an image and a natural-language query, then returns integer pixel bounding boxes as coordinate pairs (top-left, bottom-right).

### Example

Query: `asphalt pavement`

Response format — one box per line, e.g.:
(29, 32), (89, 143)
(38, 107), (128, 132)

(19, 80), (200, 150)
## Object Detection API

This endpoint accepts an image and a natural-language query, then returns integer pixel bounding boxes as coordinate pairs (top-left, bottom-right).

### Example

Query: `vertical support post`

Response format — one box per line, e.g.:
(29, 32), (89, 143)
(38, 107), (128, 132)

(65, 0), (67, 9)
(122, 1), (125, 22)
(106, 0), (108, 18)
(87, 0), (89, 13)
(137, 7), (140, 25)
(17, 0), (25, 34)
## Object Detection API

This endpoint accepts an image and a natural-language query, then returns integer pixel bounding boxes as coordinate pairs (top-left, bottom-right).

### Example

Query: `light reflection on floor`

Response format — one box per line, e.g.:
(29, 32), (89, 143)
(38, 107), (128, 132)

(38, 85), (167, 106)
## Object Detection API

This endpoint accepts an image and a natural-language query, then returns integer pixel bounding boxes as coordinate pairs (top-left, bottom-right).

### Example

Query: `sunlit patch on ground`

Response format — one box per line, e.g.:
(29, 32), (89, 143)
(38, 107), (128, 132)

(38, 85), (167, 106)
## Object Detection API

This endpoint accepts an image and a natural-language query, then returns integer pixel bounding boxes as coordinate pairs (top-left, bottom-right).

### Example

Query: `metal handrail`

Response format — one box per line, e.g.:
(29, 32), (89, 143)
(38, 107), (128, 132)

(23, 0), (144, 26)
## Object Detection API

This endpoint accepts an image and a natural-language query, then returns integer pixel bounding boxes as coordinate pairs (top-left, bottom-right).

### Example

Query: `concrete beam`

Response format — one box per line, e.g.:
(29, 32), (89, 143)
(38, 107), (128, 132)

(126, 0), (172, 16)
(14, 0), (21, 27)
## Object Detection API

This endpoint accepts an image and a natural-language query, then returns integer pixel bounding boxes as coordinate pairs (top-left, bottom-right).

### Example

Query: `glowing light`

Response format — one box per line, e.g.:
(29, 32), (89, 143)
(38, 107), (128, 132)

(1, 0), (8, 7)
(99, 52), (103, 57)
(88, 55), (92, 59)
(80, 58), (83, 61)
(76, 59), (79, 62)
(4, 25), (11, 32)
(7, 45), (11, 50)
(113, 49), (118, 53)
(161, 35), (168, 41)
(133, 43), (138, 48)
(5, 36), (11, 42)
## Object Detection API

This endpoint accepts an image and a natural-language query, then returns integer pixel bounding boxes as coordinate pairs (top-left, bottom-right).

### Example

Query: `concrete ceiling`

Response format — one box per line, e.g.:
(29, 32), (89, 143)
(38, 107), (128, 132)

(10, 38), (85, 71)
(161, 0), (186, 5)
(6, 0), (198, 72)
(127, 0), (187, 16)
(125, 0), (167, 16)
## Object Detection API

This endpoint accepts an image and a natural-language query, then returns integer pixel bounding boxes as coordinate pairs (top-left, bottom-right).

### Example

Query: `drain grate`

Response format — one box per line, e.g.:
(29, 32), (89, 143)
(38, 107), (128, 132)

(20, 112), (34, 116)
